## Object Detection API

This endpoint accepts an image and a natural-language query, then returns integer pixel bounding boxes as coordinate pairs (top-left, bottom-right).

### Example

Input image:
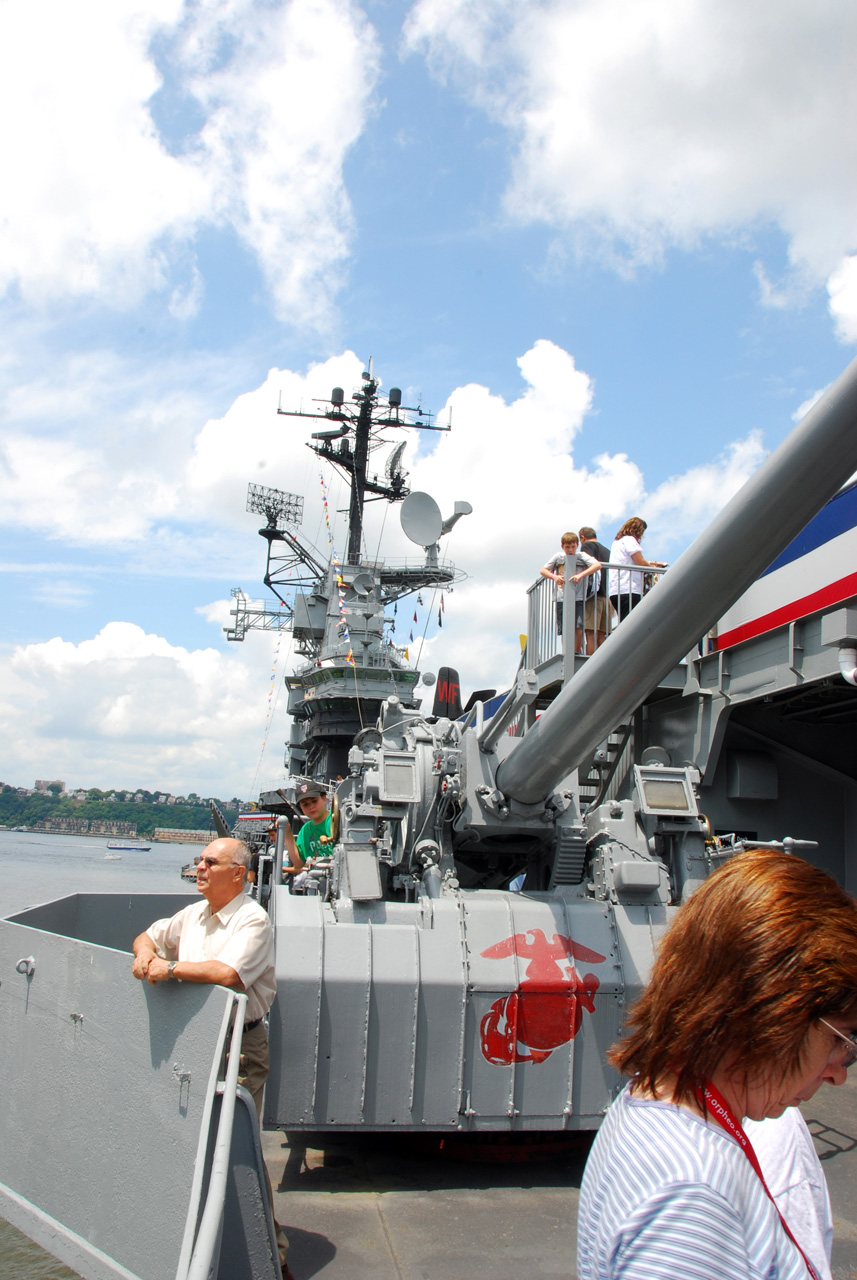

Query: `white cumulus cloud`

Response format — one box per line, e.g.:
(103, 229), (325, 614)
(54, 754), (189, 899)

(0, 0), (380, 326)
(645, 433), (768, 553)
(829, 256), (857, 345)
(0, 622), (285, 795)
(404, 0), (857, 339)
(0, 344), (780, 780)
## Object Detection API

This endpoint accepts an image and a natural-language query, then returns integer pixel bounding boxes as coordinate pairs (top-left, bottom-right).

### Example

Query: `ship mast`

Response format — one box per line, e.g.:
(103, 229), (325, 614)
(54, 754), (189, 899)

(226, 358), (472, 782)
(278, 358), (447, 565)
(226, 361), (463, 649)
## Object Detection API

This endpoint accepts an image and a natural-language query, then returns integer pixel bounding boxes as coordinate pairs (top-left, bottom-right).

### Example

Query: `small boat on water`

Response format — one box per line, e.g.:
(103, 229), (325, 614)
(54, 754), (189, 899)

(106, 839), (151, 852)
(103, 852), (123, 861)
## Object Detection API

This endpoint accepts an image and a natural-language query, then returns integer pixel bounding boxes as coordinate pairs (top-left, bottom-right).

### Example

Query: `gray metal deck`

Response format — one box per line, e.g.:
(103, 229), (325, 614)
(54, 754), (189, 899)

(262, 1071), (857, 1279)
(5, 1042), (857, 1279)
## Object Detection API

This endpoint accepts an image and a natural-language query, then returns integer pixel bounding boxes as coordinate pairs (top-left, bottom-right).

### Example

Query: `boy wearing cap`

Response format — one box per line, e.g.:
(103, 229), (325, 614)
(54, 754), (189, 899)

(285, 780), (332, 880)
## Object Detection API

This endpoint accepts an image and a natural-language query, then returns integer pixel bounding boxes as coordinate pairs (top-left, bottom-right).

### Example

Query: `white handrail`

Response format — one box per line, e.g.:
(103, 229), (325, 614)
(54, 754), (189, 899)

(180, 991), (248, 1280)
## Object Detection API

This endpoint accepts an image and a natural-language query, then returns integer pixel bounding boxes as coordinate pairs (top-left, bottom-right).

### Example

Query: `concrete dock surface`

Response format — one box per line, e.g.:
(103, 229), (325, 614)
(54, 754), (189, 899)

(265, 1070), (857, 1280)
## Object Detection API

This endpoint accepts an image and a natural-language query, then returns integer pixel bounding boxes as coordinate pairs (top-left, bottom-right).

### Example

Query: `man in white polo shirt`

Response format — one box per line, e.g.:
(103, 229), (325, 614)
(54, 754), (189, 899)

(131, 837), (293, 1279)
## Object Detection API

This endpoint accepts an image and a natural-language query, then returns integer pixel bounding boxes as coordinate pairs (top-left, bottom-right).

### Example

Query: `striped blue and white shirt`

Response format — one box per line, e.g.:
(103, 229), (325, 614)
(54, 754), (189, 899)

(577, 1085), (810, 1280)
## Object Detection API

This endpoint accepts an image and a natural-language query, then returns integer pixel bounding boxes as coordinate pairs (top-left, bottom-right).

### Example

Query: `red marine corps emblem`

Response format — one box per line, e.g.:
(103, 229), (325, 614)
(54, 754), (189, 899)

(479, 929), (606, 1065)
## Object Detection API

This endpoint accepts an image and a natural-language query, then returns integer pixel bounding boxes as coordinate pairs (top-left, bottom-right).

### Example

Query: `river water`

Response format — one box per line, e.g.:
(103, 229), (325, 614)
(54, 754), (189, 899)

(0, 829), (196, 1279)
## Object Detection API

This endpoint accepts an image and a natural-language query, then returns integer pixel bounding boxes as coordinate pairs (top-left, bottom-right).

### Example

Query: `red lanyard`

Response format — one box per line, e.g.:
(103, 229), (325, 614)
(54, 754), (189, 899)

(696, 1082), (820, 1280)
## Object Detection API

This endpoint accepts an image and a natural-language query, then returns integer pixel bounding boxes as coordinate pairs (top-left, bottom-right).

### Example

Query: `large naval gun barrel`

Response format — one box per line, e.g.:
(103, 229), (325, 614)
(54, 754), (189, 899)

(496, 353), (857, 805)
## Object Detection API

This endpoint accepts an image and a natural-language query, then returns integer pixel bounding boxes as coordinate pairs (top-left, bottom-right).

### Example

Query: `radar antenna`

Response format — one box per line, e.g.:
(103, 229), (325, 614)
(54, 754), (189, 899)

(227, 360), (467, 659)
(246, 483), (303, 529)
(278, 362), (450, 565)
(385, 440), (408, 487)
(244, 482), (327, 600)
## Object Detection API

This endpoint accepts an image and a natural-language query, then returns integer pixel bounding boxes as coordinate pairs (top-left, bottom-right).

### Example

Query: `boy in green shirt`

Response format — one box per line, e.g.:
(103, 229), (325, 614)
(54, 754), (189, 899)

(285, 780), (332, 883)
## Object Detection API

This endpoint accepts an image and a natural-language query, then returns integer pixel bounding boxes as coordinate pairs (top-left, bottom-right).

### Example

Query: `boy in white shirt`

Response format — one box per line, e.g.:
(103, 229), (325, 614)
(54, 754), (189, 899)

(540, 532), (601, 653)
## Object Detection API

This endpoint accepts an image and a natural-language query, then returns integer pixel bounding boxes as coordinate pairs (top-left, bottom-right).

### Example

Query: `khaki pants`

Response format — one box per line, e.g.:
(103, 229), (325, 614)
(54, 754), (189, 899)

(237, 1018), (271, 1118)
(582, 595), (612, 650)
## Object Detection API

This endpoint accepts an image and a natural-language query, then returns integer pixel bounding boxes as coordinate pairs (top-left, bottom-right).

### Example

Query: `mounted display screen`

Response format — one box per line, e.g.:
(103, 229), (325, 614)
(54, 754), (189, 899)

(634, 766), (697, 816)
(380, 754), (418, 802)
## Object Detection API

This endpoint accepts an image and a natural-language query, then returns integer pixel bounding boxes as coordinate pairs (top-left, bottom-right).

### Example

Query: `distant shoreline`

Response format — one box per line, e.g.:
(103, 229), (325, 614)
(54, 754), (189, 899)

(0, 826), (211, 845)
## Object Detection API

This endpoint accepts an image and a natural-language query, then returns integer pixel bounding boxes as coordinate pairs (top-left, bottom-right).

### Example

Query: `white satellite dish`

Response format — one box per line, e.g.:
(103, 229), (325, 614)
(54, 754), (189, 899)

(401, 492), (443, 547)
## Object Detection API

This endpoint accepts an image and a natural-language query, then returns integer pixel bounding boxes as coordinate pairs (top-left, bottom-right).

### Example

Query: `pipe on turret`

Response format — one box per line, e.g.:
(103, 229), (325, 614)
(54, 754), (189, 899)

(496, 353), (857, 804)
(276, 816), (288, 883)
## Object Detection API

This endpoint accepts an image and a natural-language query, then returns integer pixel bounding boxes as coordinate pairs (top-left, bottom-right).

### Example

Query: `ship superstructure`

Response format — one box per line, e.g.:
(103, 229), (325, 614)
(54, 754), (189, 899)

(226, 361), (470, 782)
(215, 355), (857, 1138)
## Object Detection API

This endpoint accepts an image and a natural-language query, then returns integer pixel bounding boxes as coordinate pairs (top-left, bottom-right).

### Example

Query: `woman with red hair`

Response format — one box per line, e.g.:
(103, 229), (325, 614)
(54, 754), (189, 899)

(577, 849), (857, 1280)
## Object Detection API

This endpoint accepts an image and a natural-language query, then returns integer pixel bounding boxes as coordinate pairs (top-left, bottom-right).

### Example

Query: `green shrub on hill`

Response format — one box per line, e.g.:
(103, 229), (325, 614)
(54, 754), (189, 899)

(0, 791), (228, 837)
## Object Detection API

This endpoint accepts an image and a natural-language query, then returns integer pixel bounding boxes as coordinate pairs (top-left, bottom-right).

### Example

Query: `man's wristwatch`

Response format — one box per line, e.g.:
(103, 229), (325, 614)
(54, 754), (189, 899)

(167, 961), (182, 981)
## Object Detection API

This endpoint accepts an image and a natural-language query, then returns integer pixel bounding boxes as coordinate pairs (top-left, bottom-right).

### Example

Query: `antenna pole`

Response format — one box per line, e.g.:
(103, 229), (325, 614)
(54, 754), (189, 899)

(276, 363), (447, 568)
(347, 373), (377, 565)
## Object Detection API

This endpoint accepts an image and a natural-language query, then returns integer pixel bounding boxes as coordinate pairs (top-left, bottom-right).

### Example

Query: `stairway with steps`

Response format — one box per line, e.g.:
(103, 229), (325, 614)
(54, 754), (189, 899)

(577, 724), (634, 814)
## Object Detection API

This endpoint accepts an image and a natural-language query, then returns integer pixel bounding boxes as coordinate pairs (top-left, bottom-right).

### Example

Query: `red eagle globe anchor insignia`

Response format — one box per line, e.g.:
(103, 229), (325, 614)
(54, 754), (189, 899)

(479, 929), (606, 1065)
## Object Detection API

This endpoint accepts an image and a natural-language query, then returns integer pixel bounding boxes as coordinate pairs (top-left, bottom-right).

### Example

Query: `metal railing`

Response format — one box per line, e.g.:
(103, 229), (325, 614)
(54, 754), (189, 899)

(526, 560), (669, 668)
(585, 721), (635, 811)
(179, 993), (248, 1280)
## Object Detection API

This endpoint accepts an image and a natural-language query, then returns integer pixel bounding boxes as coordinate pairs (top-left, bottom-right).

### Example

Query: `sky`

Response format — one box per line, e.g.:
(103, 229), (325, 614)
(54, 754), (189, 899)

(1, 0), (856, 800)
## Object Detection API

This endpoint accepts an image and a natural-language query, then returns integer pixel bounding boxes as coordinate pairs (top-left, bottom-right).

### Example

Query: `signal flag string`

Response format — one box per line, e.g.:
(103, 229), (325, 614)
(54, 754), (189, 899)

(250, 625), (292, 799)
(387, 588), (451, 668)
(319, 471), (365, 730)
(319, 471), (355, 670)
(414, 583), (445, 669)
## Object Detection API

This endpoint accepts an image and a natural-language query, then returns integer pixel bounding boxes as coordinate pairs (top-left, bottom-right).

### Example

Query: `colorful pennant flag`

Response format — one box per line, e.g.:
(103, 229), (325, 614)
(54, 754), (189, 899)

(320, 471), (354, 666)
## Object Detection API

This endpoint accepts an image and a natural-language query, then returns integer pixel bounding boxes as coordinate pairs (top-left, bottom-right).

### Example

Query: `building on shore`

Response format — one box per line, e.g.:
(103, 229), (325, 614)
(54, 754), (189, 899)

(153, 828), (211, 844)
(31, 818), (138, 836)
(89, 820), (137, 837)
(31, 818), (89, 835)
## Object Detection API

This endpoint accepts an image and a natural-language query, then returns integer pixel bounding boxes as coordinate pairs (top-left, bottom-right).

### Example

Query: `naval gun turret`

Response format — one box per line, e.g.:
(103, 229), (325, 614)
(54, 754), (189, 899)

(251, 355), (857, 1134)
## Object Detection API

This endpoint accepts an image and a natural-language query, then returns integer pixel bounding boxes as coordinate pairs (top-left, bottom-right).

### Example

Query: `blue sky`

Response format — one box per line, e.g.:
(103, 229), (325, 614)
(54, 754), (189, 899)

(2, 0), (856, 798)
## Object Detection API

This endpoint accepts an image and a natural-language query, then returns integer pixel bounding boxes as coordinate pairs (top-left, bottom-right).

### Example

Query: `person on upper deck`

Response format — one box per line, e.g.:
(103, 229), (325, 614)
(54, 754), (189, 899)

(540, 532), (601, 653)
(579, 526), (612, 650)
(608, 517), (667, 622)
(577, 848), (857, 1280)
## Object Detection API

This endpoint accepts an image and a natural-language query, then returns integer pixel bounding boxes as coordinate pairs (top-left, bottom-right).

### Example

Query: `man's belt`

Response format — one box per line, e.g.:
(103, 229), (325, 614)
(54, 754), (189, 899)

(244, 1017), (263, 1032)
